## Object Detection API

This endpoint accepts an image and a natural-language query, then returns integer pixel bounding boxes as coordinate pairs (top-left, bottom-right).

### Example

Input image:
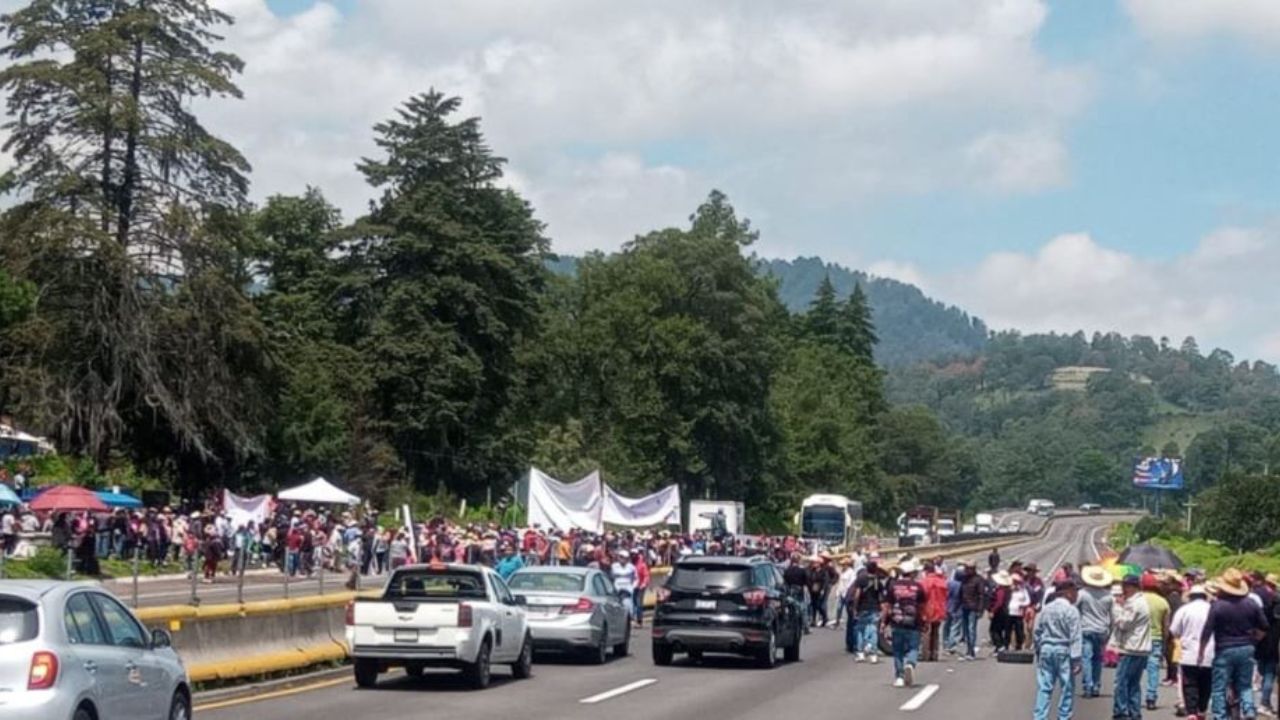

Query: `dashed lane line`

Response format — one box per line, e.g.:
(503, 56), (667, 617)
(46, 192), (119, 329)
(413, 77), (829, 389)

(579, 678), (658, 705)
(899, 684), (940, 711)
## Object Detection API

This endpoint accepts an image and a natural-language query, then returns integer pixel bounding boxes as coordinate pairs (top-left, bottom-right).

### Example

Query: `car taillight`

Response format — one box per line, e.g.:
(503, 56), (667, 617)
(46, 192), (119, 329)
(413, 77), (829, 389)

(344, 601), (355, 626)
(28, 652), (57, 690)
(457, 603), (473, 628)
(561, 597), (594, 615)
(742, 589), (767, 608)
(655, 587), (671, 603)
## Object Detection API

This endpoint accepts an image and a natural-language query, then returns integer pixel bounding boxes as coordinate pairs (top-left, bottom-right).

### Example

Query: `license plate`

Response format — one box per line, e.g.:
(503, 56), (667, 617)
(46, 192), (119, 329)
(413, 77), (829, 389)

(394, 629), (419, 642)
(695, 599), (716, 610)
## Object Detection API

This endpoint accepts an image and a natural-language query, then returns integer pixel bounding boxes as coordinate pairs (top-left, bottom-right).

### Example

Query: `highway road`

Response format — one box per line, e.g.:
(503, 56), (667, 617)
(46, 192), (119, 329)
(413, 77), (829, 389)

(197, 514), (1161, 720)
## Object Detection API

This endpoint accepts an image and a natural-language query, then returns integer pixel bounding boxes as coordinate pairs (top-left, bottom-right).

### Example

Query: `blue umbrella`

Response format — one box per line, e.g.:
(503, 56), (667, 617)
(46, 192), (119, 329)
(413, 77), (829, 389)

(94, 490), (143, 509)
(0, 484), (19, 505)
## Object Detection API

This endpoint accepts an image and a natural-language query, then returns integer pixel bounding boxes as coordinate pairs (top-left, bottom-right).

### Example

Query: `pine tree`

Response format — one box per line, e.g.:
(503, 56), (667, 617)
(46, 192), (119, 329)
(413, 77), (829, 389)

(804, 275), (840, 343)
(0, 0), (264, 476)
(839, 282), (878, 363)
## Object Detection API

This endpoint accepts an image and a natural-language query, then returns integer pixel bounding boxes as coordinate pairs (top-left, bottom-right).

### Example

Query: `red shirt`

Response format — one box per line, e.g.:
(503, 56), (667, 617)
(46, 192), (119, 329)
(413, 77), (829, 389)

(920, 572), (949, 623)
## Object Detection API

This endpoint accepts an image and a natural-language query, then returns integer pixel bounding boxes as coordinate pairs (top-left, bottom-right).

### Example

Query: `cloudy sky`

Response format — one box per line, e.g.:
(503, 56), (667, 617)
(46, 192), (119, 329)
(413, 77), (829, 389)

(8, 0), (1280, 360)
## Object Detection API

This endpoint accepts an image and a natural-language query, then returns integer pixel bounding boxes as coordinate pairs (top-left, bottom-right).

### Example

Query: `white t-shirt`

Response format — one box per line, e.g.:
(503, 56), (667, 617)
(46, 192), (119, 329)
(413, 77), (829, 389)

(1008, 587), (1032, 616)
(611, 561), (637, 593)
(1, 512), (14, 535)
(1170, 598), (1215, 666)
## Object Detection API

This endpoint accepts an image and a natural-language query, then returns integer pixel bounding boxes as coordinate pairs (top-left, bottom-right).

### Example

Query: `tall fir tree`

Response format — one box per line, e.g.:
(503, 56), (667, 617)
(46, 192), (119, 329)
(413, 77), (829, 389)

(0, 0), (265, 480)
(804, 275), (840, 344)
(839, 282), (878, 364)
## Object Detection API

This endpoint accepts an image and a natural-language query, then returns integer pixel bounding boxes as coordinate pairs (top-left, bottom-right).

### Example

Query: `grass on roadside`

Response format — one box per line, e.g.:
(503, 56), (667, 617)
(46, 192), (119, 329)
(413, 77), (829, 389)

(1111, 521), (1280, 576)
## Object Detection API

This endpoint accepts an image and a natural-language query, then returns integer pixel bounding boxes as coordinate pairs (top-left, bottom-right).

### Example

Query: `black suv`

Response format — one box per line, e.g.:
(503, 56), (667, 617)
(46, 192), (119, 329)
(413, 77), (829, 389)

(651, 555), (804, 668)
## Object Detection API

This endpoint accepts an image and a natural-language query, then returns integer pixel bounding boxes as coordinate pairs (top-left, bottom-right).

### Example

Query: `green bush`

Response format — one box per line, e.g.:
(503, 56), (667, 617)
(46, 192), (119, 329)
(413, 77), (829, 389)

(26, 548), (69, 578)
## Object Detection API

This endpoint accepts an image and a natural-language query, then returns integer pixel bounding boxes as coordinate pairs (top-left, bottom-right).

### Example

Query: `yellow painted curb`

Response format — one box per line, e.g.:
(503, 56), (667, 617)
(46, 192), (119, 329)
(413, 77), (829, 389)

(186, 641), (349, 683)
(136, 592), (363, 624)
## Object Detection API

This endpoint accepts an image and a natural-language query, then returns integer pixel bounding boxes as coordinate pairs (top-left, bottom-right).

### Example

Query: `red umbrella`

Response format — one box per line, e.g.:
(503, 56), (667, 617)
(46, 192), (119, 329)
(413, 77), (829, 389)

(29, 485), (109, 513)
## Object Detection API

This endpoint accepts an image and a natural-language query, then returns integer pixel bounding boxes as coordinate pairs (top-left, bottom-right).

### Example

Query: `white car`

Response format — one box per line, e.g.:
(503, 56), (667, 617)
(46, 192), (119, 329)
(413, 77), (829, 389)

(345, 563), (533, 689)
(0, 580), (189, 720)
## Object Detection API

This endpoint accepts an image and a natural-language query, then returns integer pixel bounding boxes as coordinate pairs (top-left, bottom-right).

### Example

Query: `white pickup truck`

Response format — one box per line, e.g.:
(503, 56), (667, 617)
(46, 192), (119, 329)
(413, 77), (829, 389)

(345, 563), (534, 689)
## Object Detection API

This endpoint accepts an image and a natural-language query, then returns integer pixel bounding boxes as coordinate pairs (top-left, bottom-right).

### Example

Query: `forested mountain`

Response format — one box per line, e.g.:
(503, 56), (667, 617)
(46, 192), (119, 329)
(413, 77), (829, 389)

(549, 255), (989, 367)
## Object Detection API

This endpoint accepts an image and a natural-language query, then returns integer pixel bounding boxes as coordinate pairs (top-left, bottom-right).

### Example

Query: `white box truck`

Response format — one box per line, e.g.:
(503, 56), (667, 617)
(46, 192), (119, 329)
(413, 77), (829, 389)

(688, 500), (745, 536)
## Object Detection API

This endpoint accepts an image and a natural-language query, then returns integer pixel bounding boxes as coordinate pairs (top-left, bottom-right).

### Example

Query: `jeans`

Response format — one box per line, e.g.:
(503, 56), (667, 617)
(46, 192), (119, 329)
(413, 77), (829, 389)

(286, 549), (300, 576)
(1212, 645), (1257, 720)
(943, 609), (960, 650)
(1114, 653), (1148, 719)
(1145, 639), (1163, 703)
(854, 610), (881, 655)
(961, 608), (980, 657)
(1033, 645), (1075, 720)
(1259, 657), (1278, 711)
(1081, 631), (1107, 696)
(891, 627), (920, 679)
(810, 589), (829, 626)
(633, 589), (645, 623)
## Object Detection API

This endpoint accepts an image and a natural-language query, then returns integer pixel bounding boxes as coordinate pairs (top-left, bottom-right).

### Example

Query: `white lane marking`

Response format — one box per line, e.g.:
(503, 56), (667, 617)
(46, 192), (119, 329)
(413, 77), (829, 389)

(579, 678), (658, 704)
(1088, 525), (1103, 561)
(899, 684), (940, 711)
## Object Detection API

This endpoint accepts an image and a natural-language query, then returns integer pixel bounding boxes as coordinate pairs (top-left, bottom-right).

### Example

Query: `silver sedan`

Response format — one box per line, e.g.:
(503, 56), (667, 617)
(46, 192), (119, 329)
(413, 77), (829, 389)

(508, 566), (631, 664)
(0, 580), (190, 720)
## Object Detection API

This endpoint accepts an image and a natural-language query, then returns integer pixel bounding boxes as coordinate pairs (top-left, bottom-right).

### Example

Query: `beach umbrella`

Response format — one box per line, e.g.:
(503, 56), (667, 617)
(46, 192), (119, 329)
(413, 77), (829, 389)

(1118, 543), (1183, 571)
(29, 485), (109, 513)
(0, 484), (19, 505)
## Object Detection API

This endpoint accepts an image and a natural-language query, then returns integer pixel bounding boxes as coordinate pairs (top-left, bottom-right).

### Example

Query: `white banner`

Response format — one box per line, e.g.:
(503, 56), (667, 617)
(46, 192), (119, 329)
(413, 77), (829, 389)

(526, 468), (604, 533)
(602, 483), (682, 527)
(223, 490), (273, 530)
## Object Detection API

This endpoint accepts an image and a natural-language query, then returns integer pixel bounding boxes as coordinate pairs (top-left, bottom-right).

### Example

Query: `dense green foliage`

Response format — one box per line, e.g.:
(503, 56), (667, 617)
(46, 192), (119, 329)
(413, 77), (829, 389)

(1, 0), (1278, 543)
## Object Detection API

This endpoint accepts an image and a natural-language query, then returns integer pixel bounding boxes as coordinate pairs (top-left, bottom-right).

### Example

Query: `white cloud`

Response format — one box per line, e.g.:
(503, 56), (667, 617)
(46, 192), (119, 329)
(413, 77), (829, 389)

(1123, 0), (1280, 49)
(867, 260), (929, 292)
(893, 227), (1280, 361)
(178, 0), (1089, 250)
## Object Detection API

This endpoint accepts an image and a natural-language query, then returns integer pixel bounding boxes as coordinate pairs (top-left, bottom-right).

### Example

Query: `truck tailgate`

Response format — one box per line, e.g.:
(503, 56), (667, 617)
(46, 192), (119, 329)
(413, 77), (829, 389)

(350, 601), (468, 652)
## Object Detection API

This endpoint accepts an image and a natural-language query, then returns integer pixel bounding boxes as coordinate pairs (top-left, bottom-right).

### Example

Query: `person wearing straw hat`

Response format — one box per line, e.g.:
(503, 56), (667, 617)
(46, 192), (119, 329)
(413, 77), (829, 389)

(1078, 565), (1115, 699)
(1171, 584), (1215, 720)
(884, 559), (927, 688)
(1199, 568), (1269, 720)
(1113, 573), (1154, 720)
(1032, 577), (1083, 720)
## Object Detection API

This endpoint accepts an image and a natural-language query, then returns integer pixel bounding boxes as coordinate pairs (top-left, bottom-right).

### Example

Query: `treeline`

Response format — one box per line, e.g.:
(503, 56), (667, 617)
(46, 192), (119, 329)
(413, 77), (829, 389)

(0, 0), (928, 529)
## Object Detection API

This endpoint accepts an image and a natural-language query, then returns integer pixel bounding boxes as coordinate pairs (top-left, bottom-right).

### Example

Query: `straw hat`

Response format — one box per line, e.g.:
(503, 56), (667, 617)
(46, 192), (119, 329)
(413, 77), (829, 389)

(993, 571), (1013, 587)
(1081, 565), (1113, 589)
(899, 559), (920, 575)
(1217, 569), (1250, 597)
(1266, 573), (1280, 587)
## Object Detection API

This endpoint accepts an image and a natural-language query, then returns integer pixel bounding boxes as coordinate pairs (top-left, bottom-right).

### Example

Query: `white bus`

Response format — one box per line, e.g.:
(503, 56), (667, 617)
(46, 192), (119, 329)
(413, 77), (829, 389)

(798, 494), (864, 549)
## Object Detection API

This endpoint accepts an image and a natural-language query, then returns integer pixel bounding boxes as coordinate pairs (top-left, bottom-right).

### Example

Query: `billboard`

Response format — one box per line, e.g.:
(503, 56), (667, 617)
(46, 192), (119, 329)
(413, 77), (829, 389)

(1133, 457), (1184, 490)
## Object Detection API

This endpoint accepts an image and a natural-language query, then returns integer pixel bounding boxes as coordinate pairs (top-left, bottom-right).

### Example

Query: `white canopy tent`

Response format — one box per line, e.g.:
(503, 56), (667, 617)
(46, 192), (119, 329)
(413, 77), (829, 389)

(277, 477), (360, 505)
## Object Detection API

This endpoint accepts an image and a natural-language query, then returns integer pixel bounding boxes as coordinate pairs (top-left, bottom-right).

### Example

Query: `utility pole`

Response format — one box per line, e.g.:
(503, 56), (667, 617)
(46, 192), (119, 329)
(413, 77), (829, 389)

(1185, 499), (1197, 533)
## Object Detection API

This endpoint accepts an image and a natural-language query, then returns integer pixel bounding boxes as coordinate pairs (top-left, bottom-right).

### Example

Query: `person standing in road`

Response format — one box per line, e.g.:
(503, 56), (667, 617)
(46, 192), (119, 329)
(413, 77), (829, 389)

(1142, 572), (1172, 711)
(944, 566), (964, 654)
(495, 542), (525, 580)
(1252, 573), (1280, 718)
(610, 550), (638, 620)
(1171, 584), (1214, 720)
(851, 553), (887, 663)
(1200, 569), (1269, 720)
(884, 559), (927, 688)
(1077, 565), (1115, 699)
(1033, 578), (1083, 720)
(835, 557), (856, 638)
(960, 560), (985, 660)
(989, 547), (1001, 573)
(809, 556), (835, 628)
(783, 553), (812, 634)
(633, 550), (650, 627)
(1113, 573), (1154, 720)
(920, 561), (949, 662)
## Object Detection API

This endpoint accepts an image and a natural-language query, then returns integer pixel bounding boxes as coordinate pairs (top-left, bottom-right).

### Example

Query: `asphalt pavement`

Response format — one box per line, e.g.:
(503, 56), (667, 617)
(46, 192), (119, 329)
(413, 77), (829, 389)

(197, 513), (1166, 720)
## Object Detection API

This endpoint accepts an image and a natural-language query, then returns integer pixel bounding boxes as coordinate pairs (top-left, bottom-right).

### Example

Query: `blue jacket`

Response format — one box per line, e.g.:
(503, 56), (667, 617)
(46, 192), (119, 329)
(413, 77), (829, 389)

(495, 554), (525, 580)
(946, 572), (964, 614)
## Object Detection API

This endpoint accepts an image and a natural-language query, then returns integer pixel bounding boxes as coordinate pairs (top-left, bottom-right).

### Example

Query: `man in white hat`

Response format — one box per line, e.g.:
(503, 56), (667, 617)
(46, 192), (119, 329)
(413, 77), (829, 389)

(1170, 583), (1214, 720)
(885, 559), (927, 688)
(1077, 565), (1115, 698)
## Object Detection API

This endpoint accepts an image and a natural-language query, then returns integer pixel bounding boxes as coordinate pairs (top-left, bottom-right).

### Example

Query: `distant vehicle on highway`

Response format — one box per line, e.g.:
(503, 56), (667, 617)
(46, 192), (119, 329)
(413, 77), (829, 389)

(798, 494), (863, 549)
(346, 563), (533, 689)
(507, 566), (631, 664)
(1026, 498), (1053, 514)
(962, 523), (977, 534)
(652, 556), (803, 668)
(1007, 520), (1022, 532)
(974, 512), (995, 534)
(1080, 503), (1102, 514)
(0, 580), (189, 720)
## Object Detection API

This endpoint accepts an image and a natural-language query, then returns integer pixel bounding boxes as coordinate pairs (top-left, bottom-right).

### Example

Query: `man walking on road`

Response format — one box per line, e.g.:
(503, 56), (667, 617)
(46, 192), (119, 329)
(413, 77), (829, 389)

(851, 553), (887, 663)
(1113, 573), (1153, 720)
(920, 561), (949, 662)
(1142, 572), (1172, 711)
(1033, 577), (1083, 720)
(1171, 584), (1214, 720)
(960, 560), (985, 660)
(1077, 565), (1114, 698)
(1200, 569), (1268, 720)
(885, 559), (927, 688)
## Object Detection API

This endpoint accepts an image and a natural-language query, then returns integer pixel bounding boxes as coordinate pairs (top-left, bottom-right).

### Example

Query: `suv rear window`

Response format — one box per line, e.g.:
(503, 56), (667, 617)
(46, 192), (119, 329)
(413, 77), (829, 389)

(386, 569), (487, 601)
(0, 597), (38, 645)
(670, 564), (752, 592)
